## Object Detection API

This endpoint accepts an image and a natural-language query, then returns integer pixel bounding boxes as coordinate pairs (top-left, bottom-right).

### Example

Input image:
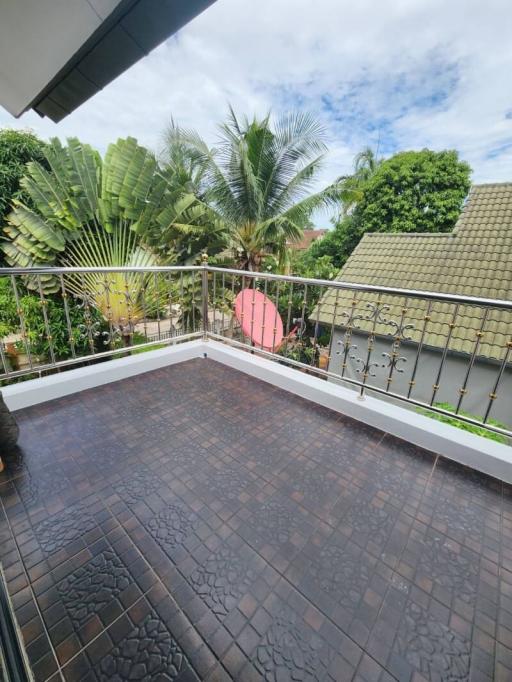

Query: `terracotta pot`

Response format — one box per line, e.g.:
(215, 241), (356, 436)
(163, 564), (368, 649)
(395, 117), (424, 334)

(5, 342), (19, 369)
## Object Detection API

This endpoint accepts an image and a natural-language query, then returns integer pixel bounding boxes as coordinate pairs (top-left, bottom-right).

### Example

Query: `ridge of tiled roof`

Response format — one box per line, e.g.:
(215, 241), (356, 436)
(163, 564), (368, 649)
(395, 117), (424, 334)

(464, 181), (512, 187)
(316, 183), (512, 359)
(289, 228), (328, 250)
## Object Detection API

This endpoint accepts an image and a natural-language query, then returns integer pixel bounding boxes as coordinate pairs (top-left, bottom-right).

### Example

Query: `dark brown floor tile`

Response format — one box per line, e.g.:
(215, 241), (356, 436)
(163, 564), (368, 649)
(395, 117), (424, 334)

(430, 456), (503, 514)
(60, 591), (202, 681)
(31, 523), (158, 658)
(331, 488), (416, 568)
(366, 575), (486, 681)
(250, 578), (363, 681)
(2, 357), (509, 682)
(287, 529), (392, 647)
(228, 487), (320, 573)
(278, 454), (349, 522)
(417, 482), (501, 561)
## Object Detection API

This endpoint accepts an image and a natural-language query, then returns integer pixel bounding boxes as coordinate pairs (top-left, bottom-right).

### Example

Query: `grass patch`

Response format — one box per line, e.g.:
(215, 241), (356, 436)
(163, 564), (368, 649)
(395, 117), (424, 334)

(129, 342), (168, 355)
(128, 332), (168, 354)
(420, 402), (508, 444)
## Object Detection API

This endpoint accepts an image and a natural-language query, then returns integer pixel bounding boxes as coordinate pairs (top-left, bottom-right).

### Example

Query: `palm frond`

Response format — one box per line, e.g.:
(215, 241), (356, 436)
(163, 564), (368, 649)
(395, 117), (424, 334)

(63, 220), (158, 327)
(158, 107), (341, 271)
(267, 155), (325, 217)
(279, 183), (342, 230)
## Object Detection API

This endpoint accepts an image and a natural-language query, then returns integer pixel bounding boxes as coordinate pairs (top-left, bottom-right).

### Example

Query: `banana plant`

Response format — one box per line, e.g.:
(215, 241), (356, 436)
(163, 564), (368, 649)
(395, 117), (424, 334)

(1, 137), (194, 341)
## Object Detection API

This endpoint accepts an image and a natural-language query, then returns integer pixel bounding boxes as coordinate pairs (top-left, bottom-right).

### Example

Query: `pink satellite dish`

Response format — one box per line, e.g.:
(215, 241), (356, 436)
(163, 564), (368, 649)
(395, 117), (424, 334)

(234, 289), (284, 351)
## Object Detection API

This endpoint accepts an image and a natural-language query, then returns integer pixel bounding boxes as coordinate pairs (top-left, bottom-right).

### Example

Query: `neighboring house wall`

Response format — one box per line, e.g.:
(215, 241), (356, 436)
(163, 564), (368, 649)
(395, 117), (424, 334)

(329, 329), (512, 427)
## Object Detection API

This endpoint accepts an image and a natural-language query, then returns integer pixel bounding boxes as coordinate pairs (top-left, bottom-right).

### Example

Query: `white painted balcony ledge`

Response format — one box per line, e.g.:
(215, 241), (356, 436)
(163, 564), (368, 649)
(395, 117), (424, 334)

(3, 339), (512, 484)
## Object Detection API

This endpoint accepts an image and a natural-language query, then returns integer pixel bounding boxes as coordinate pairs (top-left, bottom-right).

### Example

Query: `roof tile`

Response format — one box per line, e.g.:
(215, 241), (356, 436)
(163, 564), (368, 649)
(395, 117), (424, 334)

(316, 183), (512, 359)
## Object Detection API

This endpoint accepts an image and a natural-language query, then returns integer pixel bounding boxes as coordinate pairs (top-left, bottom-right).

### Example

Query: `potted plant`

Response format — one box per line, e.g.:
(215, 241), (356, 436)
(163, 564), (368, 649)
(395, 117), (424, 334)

(9, 339), (44, 369)
(13, 340), (31, 369)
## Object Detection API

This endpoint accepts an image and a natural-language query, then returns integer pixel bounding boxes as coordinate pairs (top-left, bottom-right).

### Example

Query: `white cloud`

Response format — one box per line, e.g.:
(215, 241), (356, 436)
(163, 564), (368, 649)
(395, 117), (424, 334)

(1, 0), (512, 222)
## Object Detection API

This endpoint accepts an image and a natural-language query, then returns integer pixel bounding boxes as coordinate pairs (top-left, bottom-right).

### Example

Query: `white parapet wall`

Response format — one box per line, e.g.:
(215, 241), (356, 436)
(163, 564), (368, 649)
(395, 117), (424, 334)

(205, 342), (512, 484)
(2, 340), (205, 411)
(3, 338), (512, 484)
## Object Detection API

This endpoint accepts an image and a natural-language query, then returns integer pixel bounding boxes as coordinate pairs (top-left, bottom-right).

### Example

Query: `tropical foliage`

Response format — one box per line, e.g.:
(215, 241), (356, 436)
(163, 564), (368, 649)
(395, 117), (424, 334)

(304, 148), (471, 270)
(147, 122), (227, 263)
(421, 402), (508, 444)
(354, 149), (471, 234)
(0, 125), (474, 358)
(335, 147), (382, 216)
(0, 278), (104, 360)
(263, 251), (336, 318)
(0, 129), (47, 264)
(302, 214), (355, 269)
(161, 109), (342, 271)
(1, 137), (186, 334)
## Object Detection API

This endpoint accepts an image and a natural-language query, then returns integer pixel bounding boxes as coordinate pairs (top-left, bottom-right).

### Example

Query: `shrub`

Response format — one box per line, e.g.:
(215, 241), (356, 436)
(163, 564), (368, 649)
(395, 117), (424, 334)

(0, 279), (106, 360)
(421, 401), (508, 444)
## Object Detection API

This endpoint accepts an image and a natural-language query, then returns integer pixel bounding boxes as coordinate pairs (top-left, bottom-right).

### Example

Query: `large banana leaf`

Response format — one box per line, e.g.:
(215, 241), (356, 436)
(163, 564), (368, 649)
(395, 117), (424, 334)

(2, 136), (221, 331)
(2, 136), (159, 273)
(7, 205), (66, 253)
(63, 222), (158, 330)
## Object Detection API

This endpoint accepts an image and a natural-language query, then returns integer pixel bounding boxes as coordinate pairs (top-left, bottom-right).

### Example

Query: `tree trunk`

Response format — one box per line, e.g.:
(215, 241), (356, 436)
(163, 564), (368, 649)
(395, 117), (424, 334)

(120, 323), (133, 348)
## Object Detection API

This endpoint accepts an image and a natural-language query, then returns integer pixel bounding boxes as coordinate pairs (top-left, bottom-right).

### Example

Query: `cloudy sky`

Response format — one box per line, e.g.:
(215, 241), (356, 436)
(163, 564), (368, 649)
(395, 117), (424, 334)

(1, 0), (511, 223)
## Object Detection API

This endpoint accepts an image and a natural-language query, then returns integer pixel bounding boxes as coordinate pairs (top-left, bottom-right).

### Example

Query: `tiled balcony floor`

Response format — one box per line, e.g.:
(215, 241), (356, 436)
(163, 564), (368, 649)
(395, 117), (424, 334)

(1, 358), (512, 681)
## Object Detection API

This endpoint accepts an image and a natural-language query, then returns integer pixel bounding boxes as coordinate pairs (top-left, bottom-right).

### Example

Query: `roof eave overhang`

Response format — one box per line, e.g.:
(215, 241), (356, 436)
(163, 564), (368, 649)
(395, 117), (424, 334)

(2, 0), (216, 122)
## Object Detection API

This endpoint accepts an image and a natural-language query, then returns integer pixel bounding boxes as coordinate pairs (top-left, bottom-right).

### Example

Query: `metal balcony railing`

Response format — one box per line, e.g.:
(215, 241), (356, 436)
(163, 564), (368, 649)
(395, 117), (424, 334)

(1, 264), (511, 440)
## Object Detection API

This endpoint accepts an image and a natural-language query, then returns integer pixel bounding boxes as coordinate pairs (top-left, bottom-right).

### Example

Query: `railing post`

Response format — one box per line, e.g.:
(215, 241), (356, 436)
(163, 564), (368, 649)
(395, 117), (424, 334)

(201, 253), (209, 340)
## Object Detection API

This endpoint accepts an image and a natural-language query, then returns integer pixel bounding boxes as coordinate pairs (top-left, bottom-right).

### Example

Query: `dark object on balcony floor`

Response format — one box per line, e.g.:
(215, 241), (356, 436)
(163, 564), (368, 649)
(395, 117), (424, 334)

(0, 391), (19, 473)
(0, 358), (511, 681)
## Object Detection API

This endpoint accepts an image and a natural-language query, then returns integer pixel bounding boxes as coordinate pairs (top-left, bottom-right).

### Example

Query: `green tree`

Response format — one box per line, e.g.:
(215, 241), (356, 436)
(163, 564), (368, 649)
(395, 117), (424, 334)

(301, 147), (383, 269)
(303, 148), (471, 271)
(150, 122), (227, 263)
(354, 149), (471, 234)
(0, 129), (47, 264)
(162, 108), (342, 271)
(302, 216), (354, 269)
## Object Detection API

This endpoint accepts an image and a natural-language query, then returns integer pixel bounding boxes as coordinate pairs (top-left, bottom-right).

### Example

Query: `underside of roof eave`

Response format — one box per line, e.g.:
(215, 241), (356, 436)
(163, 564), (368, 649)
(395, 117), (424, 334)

(1, 0), (217, 122)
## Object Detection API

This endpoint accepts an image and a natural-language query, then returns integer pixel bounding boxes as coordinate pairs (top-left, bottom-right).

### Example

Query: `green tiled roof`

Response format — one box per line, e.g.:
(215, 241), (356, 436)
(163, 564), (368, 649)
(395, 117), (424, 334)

(316, 183), (512, 360)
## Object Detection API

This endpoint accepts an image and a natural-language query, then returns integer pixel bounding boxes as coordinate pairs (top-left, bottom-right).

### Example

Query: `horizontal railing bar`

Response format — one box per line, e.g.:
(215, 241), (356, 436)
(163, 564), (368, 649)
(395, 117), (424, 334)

(1, 264), (511, 439)
(0, 266), (203, 276)
(206, 267), (512, 310)
(207, 333), (512, 439)
(0, 332), (202, 382)
(1, 265), (512, 309)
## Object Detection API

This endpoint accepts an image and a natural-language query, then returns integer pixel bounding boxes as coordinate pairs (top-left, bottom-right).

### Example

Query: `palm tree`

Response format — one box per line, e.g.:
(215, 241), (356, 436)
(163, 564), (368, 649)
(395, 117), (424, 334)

(148, 122), (228, 264)
(162, 108), (341, 271)
(1, 137), (181, 341)
(336, 147), (382, 215)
